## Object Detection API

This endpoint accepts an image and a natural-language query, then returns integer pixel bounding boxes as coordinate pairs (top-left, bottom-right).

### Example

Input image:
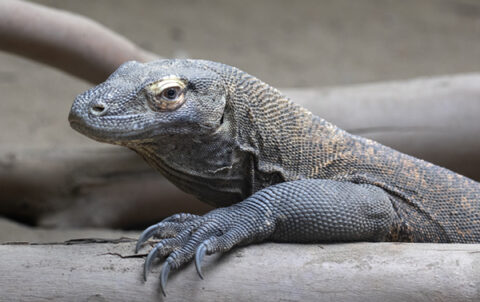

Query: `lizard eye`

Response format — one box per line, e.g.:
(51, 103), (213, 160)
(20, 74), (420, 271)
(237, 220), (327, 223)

(160, 87), (181, 101)
(146, 78), (186, 111)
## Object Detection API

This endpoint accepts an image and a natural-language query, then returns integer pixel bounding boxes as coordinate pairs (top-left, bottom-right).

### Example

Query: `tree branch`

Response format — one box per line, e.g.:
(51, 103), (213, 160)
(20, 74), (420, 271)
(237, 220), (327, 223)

(0, 0), (159, 84)
(1, 240), (479, 301)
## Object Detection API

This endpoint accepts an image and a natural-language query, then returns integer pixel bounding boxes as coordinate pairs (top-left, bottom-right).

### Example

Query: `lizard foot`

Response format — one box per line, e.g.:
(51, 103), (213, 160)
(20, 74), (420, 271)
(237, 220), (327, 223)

(135, 204), (275, 296)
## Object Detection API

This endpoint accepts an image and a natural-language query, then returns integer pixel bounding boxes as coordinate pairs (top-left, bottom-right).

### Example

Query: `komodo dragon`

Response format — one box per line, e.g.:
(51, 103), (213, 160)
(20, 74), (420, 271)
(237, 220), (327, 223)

(69, 59), (480, 295)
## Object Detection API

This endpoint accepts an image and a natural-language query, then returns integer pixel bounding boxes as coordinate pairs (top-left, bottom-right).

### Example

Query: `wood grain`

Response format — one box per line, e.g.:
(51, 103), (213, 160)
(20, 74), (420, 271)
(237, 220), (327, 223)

(1, 241), (479, 301)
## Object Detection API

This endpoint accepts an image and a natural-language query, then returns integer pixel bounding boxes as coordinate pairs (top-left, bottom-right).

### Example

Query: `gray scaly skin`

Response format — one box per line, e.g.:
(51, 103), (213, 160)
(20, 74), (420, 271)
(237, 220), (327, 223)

(69, 59), (480, 295)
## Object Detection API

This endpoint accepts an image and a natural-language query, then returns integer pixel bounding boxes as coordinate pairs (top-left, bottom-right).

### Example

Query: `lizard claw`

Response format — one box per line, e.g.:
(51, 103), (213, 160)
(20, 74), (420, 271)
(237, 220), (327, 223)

(195, 242), (208, 279)
(143, 239), (182, 281)
(143, 244), (160, 281)
(135, 205), (273, 293)
(135, 224), (159, 253)
(160, 260), (172, 297)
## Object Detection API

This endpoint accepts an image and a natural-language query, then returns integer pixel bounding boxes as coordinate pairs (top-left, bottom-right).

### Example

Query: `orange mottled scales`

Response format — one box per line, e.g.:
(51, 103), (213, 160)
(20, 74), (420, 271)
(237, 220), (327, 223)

(69, 59), (480, 294)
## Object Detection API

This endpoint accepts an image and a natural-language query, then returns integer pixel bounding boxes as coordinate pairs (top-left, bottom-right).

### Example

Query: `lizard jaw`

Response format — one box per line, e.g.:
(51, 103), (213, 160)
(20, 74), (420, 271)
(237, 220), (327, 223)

(68, 112), (156, 145)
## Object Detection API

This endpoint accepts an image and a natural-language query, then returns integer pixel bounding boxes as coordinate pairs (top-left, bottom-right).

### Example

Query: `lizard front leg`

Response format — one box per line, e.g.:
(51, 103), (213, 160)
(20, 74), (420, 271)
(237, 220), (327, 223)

(136, 179), (395, 295)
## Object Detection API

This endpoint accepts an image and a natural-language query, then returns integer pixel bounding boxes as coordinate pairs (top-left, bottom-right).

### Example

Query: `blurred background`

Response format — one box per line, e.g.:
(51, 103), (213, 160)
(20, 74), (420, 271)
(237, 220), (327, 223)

(10, 0), (480, 86)
(0, 0), (479, 234)
(2, 0), (480, 148)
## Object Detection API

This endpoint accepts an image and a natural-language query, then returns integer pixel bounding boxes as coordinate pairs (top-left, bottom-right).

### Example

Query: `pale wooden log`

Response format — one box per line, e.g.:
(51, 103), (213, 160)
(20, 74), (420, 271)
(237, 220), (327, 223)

(0, 147), (212, 228)
(0, 239), (479, 302)
(0, 0), (159, 84)
(0, 217), (139, 244)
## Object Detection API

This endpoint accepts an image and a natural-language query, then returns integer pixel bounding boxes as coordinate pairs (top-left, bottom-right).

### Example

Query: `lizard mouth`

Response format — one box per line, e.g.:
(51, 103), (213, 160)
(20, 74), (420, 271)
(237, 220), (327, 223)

(68, 113), (155, 145)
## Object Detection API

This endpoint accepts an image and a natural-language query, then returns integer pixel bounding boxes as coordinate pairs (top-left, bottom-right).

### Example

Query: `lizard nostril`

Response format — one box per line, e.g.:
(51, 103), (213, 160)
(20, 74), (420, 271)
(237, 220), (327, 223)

(90, 103), (107, 116)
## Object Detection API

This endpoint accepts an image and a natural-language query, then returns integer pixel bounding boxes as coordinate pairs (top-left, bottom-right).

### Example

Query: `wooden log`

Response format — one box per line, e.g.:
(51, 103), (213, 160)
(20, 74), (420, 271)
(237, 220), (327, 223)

(1, 239), (479, 302)
(0, 217), (139, 244)
(0, 0), (159, 84)
(0, 147), (212, 228)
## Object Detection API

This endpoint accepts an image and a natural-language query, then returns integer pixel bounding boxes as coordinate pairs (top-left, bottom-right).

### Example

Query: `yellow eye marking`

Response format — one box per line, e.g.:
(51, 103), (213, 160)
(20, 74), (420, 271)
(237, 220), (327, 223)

(147, 77), (186, 95)
(146, 77), (187, 111)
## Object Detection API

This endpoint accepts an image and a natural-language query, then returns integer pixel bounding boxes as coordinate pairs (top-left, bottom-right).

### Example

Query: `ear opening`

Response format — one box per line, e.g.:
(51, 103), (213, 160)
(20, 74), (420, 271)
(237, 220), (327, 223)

(219, 111), (225, 125)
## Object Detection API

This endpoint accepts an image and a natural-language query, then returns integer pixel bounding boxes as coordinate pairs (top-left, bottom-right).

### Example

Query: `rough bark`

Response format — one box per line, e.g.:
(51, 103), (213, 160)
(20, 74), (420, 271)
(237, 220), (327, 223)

(1, 239), (479, 302)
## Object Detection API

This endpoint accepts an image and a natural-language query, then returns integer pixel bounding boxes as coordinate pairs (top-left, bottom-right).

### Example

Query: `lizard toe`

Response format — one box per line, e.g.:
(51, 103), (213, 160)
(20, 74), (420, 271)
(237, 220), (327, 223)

(136, 217), (202, 253)
(144, 239), (175, 281)
(140, 202), (276, 292)
(161, 213), (201, 223)
(143, 225), (201, 280)
(194, 229), (248, 279)
(163, 221), (256, 281)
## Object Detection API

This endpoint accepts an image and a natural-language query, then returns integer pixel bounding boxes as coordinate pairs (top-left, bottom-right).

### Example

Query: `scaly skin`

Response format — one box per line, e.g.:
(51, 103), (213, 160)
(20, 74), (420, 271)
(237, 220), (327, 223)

(69, 59), (480, 295)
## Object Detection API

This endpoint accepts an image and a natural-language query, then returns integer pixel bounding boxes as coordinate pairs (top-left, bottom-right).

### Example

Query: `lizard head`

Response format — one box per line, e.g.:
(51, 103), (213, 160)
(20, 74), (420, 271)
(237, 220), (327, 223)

(69, 59), (228, 146)
(70, 59), (255, 204)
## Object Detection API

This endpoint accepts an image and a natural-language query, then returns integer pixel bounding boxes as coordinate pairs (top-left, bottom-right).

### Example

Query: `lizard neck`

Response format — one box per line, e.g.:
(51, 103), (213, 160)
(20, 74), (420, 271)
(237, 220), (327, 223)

(224, 69), (355, 184)
(129, 116), (253, 207)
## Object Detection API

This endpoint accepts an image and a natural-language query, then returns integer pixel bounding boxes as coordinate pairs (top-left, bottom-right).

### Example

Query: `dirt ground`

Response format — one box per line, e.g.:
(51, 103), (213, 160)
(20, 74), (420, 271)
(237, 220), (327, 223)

(1, 0), (479, 239)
